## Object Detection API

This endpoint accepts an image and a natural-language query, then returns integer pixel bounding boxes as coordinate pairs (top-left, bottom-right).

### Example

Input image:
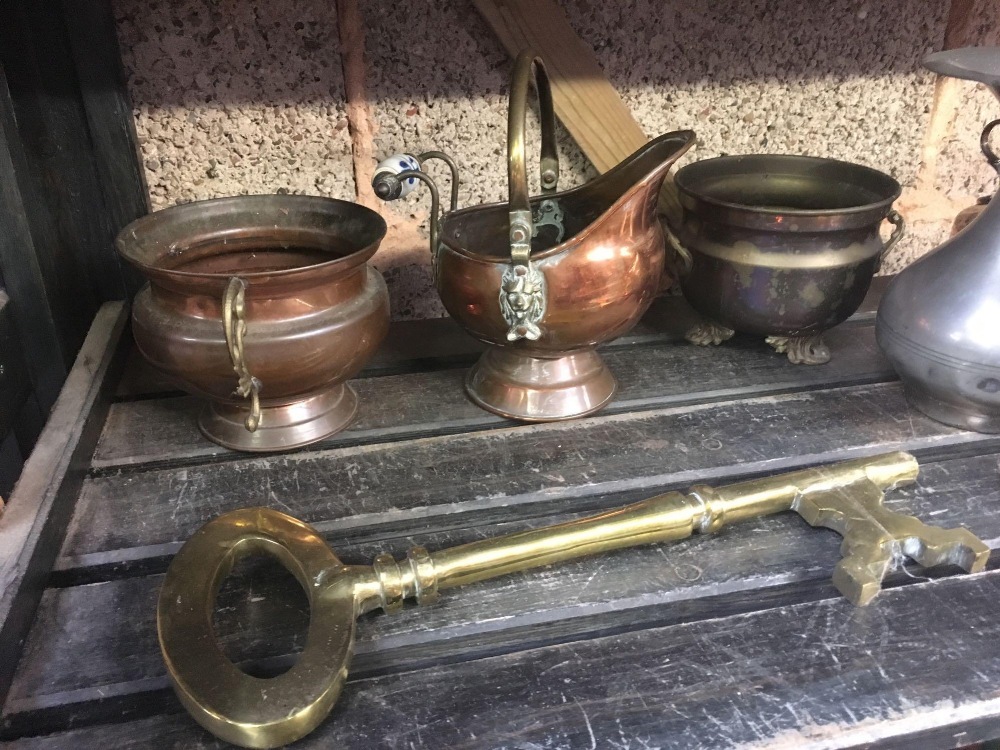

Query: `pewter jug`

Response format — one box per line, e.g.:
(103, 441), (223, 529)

(876, 47), (1000, 432)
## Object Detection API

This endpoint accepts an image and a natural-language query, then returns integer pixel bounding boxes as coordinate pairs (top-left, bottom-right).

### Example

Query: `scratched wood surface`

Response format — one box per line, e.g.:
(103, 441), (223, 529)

(4, 279), (1000, 749)
(6, 451), (1000, 739)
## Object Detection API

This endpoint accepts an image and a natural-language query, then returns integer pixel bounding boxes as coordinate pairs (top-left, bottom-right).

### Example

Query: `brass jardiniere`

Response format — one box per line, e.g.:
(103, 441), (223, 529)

(669, 155), (905, 364)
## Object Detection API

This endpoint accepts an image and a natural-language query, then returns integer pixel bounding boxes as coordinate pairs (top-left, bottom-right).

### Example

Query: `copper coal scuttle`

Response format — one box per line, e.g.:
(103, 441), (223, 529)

(373, 51), (694, 421)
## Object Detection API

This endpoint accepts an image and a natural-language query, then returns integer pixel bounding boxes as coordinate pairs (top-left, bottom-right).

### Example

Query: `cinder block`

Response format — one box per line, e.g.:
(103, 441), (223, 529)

(116, 0), (992, 320)
(114, 0), (355, 210)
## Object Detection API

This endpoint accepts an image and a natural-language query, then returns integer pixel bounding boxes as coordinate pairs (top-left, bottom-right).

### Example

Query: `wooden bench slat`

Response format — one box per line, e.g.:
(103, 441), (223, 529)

(92, 319), (892, 470)
(0, 303), (127, 705)
(59, 381), (999, 574)
(7, 451), (997, 734)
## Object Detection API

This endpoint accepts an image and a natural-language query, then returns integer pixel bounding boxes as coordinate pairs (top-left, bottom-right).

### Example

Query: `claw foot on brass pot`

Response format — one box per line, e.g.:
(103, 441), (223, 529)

(465, 347), (616, 422)
(685, 321), (736, 347)
(766, 334), (831, 365)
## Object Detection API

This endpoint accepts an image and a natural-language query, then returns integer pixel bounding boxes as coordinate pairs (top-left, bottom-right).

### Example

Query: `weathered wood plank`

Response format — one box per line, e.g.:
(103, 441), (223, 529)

(59, 379), (999, 574)
(8, 450), (996, 735)
(112, 278), (888, 399)
(0, 303), (127, 706)
(0, 292), (31, 441)
(92, 319), (893, 470)
(0, 67), (67, 411)
(60, 0), (149, 298)
(10, 543), (1000, 748)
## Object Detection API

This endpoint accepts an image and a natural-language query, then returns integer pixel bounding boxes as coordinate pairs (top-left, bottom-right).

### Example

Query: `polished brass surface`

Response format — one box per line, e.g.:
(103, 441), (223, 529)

(670, 155), (904, 363)
(158, 452), (988, 748)
(373, 50), (695, 421)
(117, 194), (390, 452)
(222, 277), (262, 432)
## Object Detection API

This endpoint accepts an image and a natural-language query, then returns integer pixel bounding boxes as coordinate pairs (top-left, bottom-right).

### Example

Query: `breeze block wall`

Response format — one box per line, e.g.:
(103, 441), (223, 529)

(115, 0), (1000, 321)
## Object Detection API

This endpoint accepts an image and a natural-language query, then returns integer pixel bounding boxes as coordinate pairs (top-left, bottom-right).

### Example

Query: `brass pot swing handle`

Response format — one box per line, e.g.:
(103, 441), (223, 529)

(501, 51), (559, 343)
(222, 277), (263, 432)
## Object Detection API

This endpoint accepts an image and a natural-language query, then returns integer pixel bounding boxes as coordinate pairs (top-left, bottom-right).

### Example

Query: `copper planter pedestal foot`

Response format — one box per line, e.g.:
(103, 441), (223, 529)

(465, 347), (616, 421)
(199, 384), (359, 452)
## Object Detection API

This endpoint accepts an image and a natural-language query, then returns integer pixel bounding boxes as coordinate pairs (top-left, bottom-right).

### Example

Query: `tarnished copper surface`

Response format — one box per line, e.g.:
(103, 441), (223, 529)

(424, 54), (692, 419)
(437, 132), (690, 352)
(117, 194), (389, 451)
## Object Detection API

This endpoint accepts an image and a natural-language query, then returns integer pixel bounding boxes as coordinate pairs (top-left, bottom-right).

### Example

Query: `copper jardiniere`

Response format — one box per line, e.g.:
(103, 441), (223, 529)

(373, 51), (695, 420)
(116, 194), (389, 452)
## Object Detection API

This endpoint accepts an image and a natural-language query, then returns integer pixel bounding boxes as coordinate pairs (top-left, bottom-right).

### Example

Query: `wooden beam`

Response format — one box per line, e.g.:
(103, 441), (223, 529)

(474, 0), (682, 219)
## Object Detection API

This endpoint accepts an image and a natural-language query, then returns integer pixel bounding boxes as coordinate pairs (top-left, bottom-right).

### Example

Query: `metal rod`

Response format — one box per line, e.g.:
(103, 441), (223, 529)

(394, 169), (441, 252)
(418, 150), (460, 211)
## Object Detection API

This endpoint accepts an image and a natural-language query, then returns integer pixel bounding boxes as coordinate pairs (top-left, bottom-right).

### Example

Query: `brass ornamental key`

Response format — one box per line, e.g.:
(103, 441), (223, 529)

(158, 452), (989, 748)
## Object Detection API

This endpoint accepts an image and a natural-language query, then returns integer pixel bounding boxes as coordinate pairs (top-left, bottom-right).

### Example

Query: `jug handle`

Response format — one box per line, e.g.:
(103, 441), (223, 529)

(222, 277), (262, 432)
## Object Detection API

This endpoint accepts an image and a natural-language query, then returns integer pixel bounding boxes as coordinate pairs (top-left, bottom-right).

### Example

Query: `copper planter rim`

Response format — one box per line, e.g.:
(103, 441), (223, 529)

(115, 193), (386, 285)
(675, 154), (901, 231)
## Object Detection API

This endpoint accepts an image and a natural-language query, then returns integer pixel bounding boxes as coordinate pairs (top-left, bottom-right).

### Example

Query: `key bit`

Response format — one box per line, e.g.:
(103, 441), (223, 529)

(158, 451), (989, 748)
(793, 477), (989, 605)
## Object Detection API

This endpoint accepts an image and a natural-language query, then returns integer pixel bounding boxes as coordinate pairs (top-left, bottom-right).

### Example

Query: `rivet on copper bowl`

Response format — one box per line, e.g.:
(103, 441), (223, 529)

(116, 194), (390, 452)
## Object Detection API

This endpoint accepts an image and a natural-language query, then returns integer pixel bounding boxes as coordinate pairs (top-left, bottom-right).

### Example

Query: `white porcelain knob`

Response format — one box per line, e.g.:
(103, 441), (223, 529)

(373, 154), (421, 197)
